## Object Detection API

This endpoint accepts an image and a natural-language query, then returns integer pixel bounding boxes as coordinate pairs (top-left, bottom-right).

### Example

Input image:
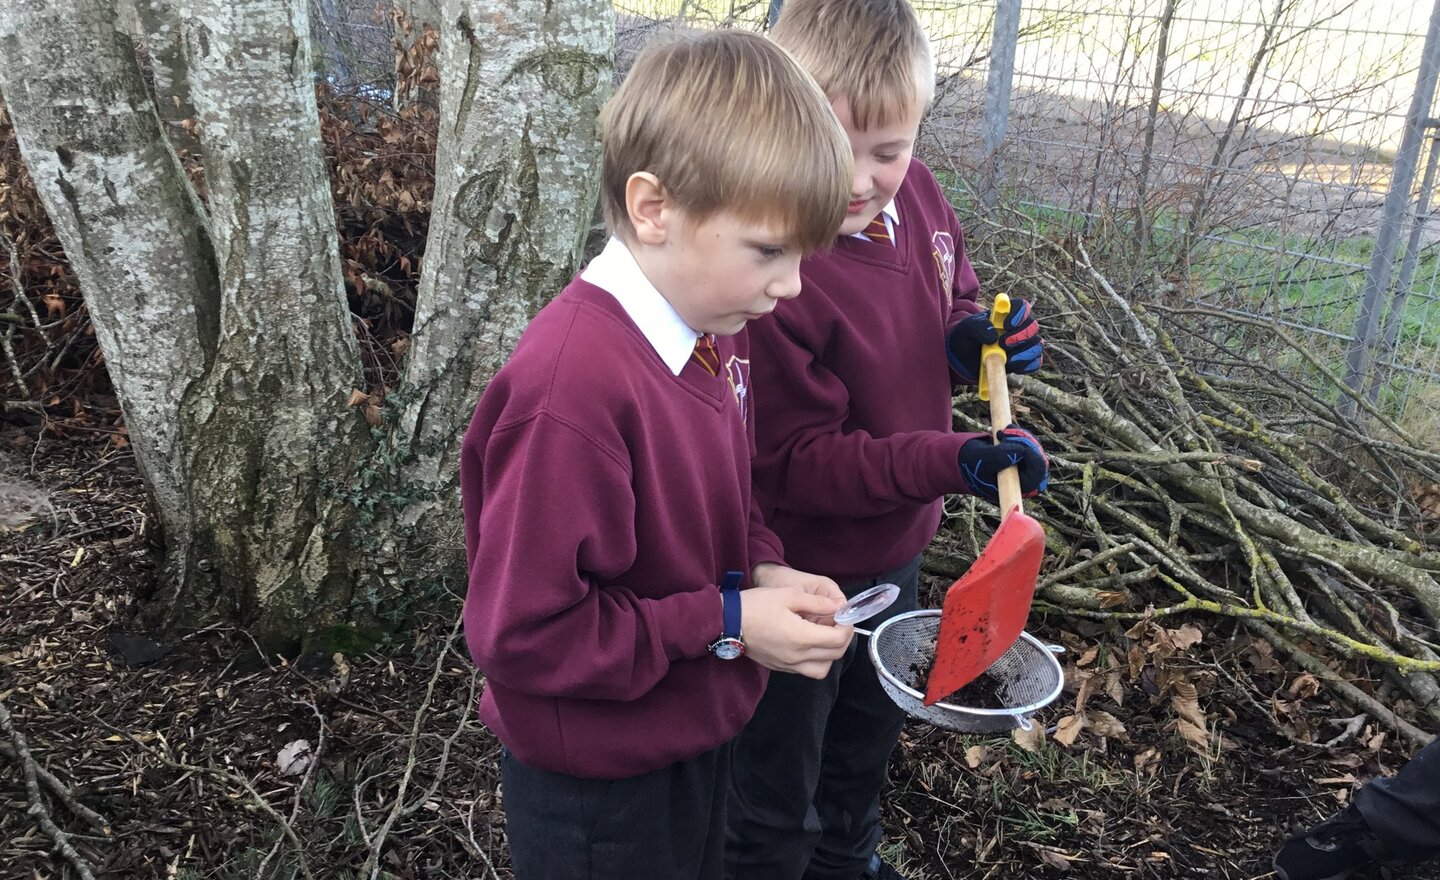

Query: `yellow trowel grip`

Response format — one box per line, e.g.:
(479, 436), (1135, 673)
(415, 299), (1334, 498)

(977, 293), (1010, 403)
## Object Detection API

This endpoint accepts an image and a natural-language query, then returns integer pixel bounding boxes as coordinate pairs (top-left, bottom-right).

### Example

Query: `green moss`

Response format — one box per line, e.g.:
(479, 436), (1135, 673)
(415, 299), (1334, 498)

(302, 622), (384, 656)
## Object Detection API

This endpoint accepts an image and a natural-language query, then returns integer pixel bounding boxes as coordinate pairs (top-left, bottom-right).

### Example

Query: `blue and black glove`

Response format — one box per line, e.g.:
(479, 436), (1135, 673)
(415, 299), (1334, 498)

(946, 298), (1044, 383)
(957, 425), (1050, 501)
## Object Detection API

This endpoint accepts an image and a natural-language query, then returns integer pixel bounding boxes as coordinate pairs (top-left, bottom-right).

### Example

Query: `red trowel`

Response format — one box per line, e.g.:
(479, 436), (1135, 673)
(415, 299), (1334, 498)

(923, 294), (1047, 706)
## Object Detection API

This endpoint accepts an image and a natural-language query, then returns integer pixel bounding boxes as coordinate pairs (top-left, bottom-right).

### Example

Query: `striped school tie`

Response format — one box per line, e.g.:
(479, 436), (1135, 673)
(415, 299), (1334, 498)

(691, 333), (721, 376)
(863, 214), (892, 245)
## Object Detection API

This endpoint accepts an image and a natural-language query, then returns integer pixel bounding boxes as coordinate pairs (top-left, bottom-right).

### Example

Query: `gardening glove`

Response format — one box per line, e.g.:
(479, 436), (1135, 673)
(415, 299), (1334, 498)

(945, 298), (1044, 383)
(957, 425), (1050, 501)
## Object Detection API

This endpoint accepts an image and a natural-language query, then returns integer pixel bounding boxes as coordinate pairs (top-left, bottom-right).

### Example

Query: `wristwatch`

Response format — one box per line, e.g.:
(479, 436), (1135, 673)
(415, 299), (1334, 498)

(708, 570), (745, 660)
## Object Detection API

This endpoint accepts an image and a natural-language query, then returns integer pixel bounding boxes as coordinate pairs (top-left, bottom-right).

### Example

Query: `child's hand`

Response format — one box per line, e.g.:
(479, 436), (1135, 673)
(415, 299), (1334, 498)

(751, 562), (847, 605)
(743, 565), (851, 679)
(957, 425), (1050, 501)
(946, 299), (1045, 382)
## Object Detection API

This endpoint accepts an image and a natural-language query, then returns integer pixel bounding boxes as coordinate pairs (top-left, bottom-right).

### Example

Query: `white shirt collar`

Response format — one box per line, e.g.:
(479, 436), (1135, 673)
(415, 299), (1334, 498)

(849, 199), (900, 241)
(581, 237), (701, 376)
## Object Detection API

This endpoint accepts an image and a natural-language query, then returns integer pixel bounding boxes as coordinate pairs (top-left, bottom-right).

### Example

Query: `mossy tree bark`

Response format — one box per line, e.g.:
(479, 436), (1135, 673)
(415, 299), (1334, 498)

(0, 0), (610, 647)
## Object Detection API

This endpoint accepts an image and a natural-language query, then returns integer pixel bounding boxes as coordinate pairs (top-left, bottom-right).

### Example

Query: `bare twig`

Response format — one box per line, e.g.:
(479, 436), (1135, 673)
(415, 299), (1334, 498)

(358, 614), (464, 880)
(104, 723), (318, 880)
(949, 229), (1440, 740)
(254, 699), (326, 880)
(0, 741), (110, 834)
(0, 695), (100, 880)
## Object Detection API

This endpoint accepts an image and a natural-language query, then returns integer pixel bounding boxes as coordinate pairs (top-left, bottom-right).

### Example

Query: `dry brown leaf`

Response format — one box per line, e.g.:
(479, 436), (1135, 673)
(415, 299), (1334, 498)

(332, 652), (351, 691)
(1413, 483), (1440, 523)
(1012, 722), (1046, 753)
(1127, 645), (1146, 681)
(1104, 671), (1125, 707)
(1087, 709), (1128, 740)
(1169, 679), (1207, 728)
(1097, 590), (1129, 608)
(1245, 636), (1283, 674)
(1289, 672), (1322, 700)
(1169, 624), (1203, 651)
(964, 745), (988, 769)
(1073, 670), (1097, 714)
(1054, 713), (1087, 747)
(1038, 849), (1072, 871)
(1175, 716), (1210, 753)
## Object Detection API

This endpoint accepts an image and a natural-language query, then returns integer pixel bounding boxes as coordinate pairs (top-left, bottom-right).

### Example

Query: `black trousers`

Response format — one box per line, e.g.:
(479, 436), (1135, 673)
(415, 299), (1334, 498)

(500, 741), (732, 880)
(1356, 737), (1440, 862)
(725, 555), (922, 880)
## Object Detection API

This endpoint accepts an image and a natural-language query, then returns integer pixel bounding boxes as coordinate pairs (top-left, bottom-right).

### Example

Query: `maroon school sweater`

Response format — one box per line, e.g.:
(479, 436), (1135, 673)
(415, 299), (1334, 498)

(460, 278), (781, 780)
(748, 158), (987, 580)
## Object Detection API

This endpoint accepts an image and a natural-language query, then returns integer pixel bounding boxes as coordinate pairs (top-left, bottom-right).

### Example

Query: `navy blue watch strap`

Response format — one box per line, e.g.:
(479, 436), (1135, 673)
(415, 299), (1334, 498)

(720, 570), (743, 637)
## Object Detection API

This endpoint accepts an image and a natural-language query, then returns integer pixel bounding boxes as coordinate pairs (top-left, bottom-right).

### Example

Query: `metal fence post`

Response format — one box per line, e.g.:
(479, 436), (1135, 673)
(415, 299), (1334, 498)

(980, 0), (1022, 211)
(1341, 0), (1440, 414)
(1366, 126), (1440, 406)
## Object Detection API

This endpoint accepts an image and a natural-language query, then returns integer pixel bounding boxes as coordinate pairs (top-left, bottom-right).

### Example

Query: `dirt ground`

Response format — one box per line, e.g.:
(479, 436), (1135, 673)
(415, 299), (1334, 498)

(2, 429), (1438, 880)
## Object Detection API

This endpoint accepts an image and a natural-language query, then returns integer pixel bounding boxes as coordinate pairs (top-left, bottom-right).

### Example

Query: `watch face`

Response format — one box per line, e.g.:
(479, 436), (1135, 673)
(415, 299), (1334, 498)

(711, 637), (745, 660)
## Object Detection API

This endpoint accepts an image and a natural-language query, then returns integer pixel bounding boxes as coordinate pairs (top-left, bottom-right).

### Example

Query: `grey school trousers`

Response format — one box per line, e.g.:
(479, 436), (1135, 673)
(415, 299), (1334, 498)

(501, 741), (732, 880)
(724, 555), (922, 880)
(1356, 737), (1440, 862)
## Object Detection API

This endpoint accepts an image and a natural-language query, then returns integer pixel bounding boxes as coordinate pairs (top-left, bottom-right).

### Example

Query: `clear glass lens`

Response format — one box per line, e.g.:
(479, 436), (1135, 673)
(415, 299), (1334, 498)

(833, 582), (901, 625)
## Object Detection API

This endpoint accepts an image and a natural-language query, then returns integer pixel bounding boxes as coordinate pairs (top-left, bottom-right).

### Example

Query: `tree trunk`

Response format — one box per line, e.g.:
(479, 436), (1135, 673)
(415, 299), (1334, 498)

(1, 0), (610, 646)
(0, 0), (218, 602)
(387, 0), (611, 585)
(131, 0), (199, 152)
(176, 0), (371, 643)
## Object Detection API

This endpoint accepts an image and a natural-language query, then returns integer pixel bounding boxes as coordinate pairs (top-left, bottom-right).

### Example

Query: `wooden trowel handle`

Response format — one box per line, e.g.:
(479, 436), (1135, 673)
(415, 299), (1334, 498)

(980, 295), (1023, 517)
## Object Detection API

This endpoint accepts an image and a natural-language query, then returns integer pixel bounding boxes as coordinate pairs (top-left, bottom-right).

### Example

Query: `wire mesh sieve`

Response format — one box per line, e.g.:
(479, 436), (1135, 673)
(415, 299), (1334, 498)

(860, 610), (1064, 734)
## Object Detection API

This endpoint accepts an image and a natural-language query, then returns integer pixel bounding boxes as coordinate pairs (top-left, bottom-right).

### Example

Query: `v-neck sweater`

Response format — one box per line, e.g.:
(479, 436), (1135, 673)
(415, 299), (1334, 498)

(748, 158), (988, 579)
(460, 278), (781, 779)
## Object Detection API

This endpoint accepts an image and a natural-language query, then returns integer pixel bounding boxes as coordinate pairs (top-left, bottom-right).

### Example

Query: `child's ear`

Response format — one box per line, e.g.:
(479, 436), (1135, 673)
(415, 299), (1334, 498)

(624, 172), (670, 246)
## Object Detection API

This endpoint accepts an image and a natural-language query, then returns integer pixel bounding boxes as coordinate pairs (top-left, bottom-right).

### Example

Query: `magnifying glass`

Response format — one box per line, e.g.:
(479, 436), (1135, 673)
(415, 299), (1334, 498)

(833, 582), (901, 625)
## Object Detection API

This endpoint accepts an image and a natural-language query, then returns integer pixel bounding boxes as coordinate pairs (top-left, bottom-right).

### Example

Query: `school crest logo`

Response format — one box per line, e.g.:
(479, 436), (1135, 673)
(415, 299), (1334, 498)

(932, 231), (956, 306)
(725, 355), (750, 424)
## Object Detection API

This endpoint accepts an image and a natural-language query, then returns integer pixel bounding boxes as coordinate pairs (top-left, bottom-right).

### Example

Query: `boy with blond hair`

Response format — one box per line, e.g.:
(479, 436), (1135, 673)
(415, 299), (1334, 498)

(460, 29), (857, 880)
(725, 2), (1050, 878)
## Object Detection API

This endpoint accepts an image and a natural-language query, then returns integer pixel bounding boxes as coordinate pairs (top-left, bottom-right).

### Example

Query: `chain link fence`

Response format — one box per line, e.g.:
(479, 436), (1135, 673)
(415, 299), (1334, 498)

(614, 0), (1440, 427)
(914, 0), (1439, 424)
(307, 0), (1438, 423)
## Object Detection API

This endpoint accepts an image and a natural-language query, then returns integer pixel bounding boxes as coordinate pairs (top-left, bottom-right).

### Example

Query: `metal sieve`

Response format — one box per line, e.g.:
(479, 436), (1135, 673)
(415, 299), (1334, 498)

(856, 609), (1065, 734)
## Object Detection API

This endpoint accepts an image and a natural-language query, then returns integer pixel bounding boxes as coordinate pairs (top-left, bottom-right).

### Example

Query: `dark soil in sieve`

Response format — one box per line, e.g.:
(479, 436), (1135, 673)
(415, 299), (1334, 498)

(908, 636), (938, 689)
(932, 669), (1008, 709)
(908, 642), (1008, 709)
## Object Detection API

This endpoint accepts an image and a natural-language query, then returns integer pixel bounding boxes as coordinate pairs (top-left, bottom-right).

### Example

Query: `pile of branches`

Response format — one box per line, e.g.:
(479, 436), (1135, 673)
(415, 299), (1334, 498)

(943, 222), (1440, 746)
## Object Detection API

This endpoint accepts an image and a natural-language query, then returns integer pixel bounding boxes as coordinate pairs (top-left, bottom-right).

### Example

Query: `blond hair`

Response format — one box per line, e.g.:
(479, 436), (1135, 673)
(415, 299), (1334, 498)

(600, 29), (851, 253)
(771, 0), (935, 131)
